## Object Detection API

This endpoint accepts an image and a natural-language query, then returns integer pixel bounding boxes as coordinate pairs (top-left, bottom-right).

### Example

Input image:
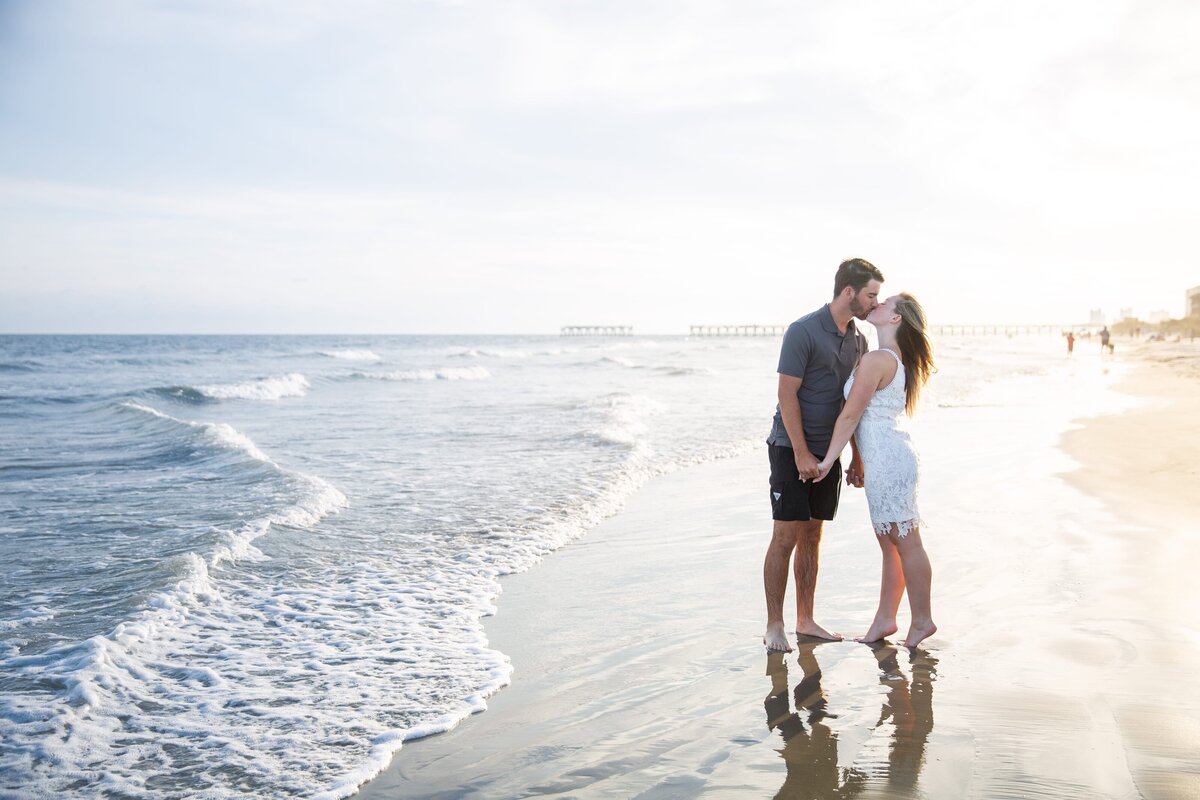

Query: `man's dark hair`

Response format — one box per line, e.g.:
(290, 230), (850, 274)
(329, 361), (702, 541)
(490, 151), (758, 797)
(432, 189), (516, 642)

(832, 258), (884, 298)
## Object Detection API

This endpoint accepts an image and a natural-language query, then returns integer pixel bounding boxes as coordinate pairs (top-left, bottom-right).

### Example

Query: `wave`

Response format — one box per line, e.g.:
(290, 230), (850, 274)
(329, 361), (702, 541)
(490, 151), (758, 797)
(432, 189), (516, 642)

(0, 393), (96, 406)
(351, 366), (491, 382)
(0, 606), (57, 633)
(150, 384), (213, 404)
(320, 349), (381, 362)
(184, 373), (311, 401)
(1, 402), (349, 793)
(448, 347), (530, 359)
(0, 360), (42, 372)
(120, 400), (276, 464)
(589, 357), (712, 376)
(655, 365), (716, 377)
(580, 392), (668, 447)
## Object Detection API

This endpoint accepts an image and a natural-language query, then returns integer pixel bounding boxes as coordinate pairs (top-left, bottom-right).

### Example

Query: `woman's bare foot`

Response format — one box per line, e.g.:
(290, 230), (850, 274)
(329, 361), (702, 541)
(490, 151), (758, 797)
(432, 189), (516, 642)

(854, 619), (898, 643)
(903, 620), (937, 648)
(764, 620), (793, 652)
(795, 621), (843, 641)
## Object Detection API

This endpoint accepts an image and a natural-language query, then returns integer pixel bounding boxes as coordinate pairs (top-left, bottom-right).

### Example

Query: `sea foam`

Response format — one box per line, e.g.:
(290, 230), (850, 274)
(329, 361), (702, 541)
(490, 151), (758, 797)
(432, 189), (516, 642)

(321, 349), (381, 361)
(196, 373), (311, 400)
(0, 332), (796, 799)
(353, 366), (491, 382)
(584, 392), (668, 447)
(2, 402), (349, 798)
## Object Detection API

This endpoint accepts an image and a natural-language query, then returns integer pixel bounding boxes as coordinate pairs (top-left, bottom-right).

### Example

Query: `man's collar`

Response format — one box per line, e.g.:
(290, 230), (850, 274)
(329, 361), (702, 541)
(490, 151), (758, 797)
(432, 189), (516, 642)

(820, 304), (850, 335)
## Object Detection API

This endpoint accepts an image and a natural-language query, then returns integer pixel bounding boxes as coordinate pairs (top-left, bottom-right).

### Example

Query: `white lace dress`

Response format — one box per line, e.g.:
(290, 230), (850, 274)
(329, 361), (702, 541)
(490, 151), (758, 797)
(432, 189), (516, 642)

(844, 348), (923, 537)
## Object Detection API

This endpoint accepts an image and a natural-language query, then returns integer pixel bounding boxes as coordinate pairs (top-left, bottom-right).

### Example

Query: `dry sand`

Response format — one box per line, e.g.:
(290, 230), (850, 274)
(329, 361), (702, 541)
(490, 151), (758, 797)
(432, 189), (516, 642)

(355, 342), (1200, 799)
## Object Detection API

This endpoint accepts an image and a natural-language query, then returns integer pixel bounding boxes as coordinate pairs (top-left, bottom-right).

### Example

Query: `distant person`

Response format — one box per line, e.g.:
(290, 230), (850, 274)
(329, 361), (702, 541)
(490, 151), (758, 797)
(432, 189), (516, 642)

(1100, 326), (1111, 353)
(763, 258), (882, 652)
(814, 293), (938, 648)
(1066, 331), (1075, 355)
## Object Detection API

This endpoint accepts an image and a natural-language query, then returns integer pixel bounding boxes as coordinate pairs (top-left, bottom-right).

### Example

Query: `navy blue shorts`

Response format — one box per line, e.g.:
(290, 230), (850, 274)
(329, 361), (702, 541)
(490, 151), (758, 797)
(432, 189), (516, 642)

(768, 444), (842, 522)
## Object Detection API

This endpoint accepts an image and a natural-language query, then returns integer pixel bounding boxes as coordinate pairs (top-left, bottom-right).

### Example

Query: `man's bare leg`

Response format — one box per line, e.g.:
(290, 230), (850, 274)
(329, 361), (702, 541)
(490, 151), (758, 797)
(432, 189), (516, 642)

(856, 531), (905, 642)
(893, 527), (936, 647)
(793, 519), (842, 641)
(764, 520), (799, 652)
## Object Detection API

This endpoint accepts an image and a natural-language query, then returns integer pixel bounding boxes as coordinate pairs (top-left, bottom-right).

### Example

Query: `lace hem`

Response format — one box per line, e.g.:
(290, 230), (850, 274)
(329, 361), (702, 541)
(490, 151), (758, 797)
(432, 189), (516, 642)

(873, 518), (923, 538)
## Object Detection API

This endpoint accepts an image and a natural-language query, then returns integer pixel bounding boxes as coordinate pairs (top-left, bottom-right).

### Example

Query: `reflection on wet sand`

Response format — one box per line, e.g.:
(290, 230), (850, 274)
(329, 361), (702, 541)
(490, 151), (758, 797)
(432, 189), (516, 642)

(869, 641), (937, 793)
(764, 642), (937, 798)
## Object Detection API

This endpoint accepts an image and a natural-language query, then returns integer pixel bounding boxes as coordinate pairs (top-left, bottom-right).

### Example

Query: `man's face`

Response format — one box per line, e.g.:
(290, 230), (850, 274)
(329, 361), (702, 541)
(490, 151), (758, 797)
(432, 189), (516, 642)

(848, 280), (882, 320)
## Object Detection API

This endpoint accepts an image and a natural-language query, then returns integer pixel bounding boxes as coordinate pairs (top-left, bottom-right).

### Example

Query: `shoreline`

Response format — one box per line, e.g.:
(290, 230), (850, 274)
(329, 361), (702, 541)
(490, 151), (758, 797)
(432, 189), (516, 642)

(354, 450), (800, 799)
(353, 342), (1200, 799)
(1061, 345), (1200, 527)
(1055, 345), (1200, 799)
(1060, 344), (1200, 646)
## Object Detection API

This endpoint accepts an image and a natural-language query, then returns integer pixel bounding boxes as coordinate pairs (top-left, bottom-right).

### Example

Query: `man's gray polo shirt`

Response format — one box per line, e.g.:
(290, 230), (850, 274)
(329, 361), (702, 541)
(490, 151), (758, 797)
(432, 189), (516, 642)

(766, 305), (869, 457)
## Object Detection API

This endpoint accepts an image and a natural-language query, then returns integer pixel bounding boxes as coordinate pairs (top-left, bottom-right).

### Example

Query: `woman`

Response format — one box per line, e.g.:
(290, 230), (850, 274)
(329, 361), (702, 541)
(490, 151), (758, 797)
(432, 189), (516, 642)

(814, 293), (937, 648)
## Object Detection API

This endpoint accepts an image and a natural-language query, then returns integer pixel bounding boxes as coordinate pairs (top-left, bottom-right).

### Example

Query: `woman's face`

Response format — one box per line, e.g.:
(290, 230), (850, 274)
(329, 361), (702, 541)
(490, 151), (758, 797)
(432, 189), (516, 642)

(868, 295), (899, 328)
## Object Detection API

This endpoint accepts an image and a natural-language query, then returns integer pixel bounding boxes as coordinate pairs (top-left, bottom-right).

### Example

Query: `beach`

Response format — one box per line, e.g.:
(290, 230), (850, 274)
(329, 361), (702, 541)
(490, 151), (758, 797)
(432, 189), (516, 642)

(7, 5), (1200, 795)
(5, 334), (1199, 798)
(356, 341), (1200, 799)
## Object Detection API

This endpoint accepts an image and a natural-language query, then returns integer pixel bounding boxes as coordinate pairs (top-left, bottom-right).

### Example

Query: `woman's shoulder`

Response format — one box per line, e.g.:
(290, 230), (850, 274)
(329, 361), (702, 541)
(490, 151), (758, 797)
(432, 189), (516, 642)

(859, 349), (900, 384)
(860, 349), (898, 368)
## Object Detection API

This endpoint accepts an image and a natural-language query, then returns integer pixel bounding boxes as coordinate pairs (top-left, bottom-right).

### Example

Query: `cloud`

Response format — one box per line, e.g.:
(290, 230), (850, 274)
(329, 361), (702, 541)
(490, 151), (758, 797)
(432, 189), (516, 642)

(2, 0), (1198, 331)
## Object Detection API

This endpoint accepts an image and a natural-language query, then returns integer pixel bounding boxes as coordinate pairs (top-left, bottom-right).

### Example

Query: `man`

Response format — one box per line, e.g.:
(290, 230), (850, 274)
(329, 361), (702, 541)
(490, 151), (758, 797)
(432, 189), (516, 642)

(764, 258), (883, 652)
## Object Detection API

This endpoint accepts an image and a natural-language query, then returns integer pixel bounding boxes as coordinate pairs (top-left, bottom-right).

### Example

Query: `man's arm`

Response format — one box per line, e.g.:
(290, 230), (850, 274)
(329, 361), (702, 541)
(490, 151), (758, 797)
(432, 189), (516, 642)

(778, 374), (820, 480)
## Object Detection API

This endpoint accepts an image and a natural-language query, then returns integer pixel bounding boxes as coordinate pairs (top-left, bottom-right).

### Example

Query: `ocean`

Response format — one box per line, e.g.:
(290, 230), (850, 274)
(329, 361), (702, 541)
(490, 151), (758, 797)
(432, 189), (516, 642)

(0, 331), (1123, 798)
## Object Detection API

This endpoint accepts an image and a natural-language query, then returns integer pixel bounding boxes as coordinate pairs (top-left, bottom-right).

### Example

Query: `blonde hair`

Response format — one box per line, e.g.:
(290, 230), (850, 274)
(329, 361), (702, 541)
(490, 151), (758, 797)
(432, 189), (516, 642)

(893, 293), (935, 415)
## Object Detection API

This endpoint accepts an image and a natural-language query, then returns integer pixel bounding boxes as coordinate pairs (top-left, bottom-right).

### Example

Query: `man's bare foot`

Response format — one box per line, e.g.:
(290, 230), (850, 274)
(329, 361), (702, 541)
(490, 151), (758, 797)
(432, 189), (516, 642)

(903, 620), (937, 648)
(795, 621), (843, 641)
(854, 619), (898, 643)
(764, 621), (793, 652)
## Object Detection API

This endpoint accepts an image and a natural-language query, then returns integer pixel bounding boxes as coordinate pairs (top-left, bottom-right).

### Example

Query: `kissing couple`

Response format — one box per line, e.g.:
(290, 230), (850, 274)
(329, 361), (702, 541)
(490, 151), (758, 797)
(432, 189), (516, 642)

(763, 258), (937, 653)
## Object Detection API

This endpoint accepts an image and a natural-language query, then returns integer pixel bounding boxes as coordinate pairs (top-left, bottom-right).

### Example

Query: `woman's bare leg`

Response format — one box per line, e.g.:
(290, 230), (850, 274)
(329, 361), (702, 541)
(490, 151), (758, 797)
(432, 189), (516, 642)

(856, 529), (905, 642)
(893, 526), (936, 647)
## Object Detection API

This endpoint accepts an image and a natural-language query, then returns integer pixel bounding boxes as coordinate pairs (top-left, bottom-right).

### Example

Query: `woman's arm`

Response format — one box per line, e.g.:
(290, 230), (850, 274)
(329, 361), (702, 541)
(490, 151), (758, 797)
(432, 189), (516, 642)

(813, 352), (893, 482)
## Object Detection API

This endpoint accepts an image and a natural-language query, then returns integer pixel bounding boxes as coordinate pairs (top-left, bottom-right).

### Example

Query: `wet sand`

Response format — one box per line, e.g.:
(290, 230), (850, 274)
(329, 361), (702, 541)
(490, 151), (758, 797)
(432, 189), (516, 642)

(1057, 343), (1200, 800)
(355, 342), (1200, 799)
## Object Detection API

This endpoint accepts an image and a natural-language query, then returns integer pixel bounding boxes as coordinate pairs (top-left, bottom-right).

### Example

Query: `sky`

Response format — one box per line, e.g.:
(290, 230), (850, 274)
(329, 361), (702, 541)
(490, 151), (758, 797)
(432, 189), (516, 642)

(1, 0), (1198, 334)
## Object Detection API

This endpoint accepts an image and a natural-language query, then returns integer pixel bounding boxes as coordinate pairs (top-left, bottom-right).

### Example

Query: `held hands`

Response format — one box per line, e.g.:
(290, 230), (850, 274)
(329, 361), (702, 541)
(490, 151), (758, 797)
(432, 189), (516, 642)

(794, 450), (821, 482)
(800, 451), (865, 485)
(845, 455), (865, 488)
(810, 455), (862, 486)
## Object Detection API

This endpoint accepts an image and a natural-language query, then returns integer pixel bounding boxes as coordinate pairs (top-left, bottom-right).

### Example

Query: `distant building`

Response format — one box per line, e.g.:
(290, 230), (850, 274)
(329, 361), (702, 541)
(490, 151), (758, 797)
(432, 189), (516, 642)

(1119, 307), (1133, 321)
(1088, 309), (1105, 326)
(1189, 286), (1200, 318)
